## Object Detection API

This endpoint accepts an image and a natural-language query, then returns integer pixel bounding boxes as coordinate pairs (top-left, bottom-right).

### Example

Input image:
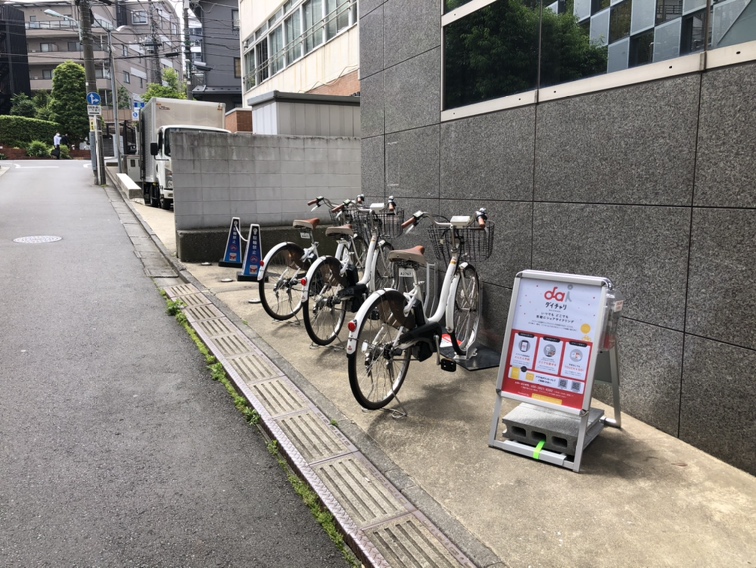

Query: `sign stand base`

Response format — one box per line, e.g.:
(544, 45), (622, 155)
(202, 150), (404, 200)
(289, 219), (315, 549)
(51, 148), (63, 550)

(439, 344), (501, 371)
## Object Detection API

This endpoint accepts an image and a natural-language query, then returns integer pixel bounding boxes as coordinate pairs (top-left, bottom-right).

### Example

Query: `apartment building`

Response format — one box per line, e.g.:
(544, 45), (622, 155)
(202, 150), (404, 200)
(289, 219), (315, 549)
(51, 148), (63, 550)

(239, 0), (360, 103)
(15, 0), (183, 120)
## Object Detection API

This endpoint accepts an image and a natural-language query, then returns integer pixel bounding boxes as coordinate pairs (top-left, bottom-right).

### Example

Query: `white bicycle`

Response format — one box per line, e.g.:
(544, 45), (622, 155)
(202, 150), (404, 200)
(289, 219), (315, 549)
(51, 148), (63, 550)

(345, 209), (494, 410)
(301, 196), (403, 346)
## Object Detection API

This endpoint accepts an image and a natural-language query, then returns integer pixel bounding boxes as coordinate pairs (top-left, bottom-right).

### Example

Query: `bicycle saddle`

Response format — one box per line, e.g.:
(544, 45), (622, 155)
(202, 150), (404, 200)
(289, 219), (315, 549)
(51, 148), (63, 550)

(388, 245), (426, 266)
(293, 218), (321, 230)
(325, 225), (354, 237)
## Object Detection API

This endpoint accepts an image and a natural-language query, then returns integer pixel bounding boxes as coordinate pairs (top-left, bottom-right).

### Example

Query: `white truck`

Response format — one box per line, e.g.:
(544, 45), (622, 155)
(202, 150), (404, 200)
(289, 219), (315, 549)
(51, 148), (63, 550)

(138, 97), (229, 209)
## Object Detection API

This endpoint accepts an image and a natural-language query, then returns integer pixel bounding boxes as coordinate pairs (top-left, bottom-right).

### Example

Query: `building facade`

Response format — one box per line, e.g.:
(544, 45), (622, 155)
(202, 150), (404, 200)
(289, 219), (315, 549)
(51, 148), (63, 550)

(359, 0), (756, 475)
(239, 0), (360, 105)
(190, 0), (243, 108)
(0, 5), (31, 115)
(14, 0), (182, 120)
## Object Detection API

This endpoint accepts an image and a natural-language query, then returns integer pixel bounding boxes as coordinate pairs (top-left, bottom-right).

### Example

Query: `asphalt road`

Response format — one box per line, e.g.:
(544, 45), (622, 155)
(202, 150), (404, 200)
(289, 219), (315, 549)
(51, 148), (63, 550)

(0, 161), (350, 567)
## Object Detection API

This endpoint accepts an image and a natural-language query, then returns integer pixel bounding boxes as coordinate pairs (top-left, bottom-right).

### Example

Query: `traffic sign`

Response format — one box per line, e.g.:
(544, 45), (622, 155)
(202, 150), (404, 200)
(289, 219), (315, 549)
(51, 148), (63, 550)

(87, 104), (102, 116)
(132, 111), (139, 120)
(87, 92), (101, 105)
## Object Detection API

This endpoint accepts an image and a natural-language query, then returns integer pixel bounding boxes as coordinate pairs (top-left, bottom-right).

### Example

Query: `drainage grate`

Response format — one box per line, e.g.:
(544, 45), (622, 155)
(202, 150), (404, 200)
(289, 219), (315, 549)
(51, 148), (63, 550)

(13, 236), (62, 243)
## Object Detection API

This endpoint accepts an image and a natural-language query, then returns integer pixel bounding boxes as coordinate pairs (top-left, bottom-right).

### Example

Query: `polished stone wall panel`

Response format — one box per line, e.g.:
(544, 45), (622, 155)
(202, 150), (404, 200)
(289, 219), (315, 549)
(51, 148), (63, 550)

(384, 48), (441, 134)
(532, 203), (691, 329)
(534, 75), (699, 205)
(359, 5), (384, 80)
(383, 0), (441, 69)
(360, 72), (385, 138)
(440, 109), (535, 202)
(359, 0), (385, 18)
(694, 63), (756, 208)
(385, 125), (440, 200)
(686, 208), (756, 350)
(680, 336), (756, 475)
(361, 135), (385, 200)
(593, 319), (684, 436)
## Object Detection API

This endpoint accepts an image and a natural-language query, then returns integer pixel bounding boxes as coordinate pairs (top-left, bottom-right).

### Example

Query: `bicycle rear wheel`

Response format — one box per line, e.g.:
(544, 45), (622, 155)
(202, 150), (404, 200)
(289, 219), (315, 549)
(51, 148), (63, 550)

(451, 264), (480, 351)
(303, 257), (347, 345)
(348, 290), (413, 410)
(372, 242), (395, 291)
(258, 244), (307, 320)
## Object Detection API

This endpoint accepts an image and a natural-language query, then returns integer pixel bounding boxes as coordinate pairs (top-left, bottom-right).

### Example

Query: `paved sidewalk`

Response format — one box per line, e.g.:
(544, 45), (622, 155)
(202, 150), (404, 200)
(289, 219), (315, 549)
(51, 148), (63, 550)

(124, 187), (755, 568)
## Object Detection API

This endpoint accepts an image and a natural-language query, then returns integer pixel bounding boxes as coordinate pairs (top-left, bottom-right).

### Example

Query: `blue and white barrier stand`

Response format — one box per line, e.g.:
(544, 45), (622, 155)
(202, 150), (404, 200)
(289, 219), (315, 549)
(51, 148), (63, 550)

(219, 217), (244, 268)
(237, 224), (262, 282)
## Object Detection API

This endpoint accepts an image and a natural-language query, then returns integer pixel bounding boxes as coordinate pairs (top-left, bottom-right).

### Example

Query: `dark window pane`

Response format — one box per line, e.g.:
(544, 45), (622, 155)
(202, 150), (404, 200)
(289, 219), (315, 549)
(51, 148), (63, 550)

(609, 0), (631, 43)
(443, 0), (540, 109)
(656, 0), (683, 25)
(592, 0), (611, 13)
(681, 10), (706, 54)
(539, 0), (608, 88)
(629, 29), (654, 65)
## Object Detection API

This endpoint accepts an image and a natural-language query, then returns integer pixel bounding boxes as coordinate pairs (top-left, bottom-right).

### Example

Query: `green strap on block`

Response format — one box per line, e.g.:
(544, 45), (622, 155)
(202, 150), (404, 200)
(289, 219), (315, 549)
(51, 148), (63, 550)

(533, 440), (545, 460)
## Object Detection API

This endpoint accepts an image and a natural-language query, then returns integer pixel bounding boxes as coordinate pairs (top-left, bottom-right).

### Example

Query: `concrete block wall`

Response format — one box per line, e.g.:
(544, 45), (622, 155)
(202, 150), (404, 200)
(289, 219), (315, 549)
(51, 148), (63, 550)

(360, 0), (756, 474)
(171, 132), (361, 232)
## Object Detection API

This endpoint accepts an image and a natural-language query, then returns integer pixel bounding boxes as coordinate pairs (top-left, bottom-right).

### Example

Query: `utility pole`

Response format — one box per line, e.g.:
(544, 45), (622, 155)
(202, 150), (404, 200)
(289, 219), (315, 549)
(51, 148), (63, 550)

(79, 0), (103, 183)
(183, 0), (192, 99)
(148, 0), (161, 84)
(107, 29), (122, 173)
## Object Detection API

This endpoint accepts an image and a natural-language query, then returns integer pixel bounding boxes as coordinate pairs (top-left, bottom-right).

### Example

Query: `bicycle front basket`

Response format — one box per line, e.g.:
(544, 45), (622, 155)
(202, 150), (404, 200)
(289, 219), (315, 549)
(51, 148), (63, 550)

(372, 209), (405, 239)
(427, 223), (495, 264)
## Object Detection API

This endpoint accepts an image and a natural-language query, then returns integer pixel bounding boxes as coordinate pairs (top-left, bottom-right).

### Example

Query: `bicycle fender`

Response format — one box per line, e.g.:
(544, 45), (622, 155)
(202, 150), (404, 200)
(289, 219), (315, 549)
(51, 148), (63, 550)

(301, 255), (327, 301)
(344, 289), (392, 355)
(258, 242), (304, 282)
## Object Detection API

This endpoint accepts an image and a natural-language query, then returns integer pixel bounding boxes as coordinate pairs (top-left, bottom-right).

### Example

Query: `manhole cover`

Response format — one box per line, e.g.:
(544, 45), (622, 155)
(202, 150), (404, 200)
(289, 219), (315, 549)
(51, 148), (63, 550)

(13, 236), (62, 243)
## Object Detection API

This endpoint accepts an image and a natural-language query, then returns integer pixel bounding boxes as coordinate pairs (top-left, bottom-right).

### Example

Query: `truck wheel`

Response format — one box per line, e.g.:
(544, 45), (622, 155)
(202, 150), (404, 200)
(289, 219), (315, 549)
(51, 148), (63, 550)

(150, 185), (160, 208)
(159, 195), (171, 210)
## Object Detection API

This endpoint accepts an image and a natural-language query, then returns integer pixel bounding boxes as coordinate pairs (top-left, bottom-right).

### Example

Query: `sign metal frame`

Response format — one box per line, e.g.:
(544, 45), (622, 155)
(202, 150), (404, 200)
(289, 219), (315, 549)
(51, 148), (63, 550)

(488, 270), (622, 472)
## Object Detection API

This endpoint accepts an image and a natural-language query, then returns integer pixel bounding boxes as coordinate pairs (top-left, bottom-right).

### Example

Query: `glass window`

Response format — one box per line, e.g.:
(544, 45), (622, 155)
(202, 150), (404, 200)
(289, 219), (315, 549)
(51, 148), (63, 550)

(444, 0), (478, 13)
(122, 44), (129, 57)
(444, 1), (540, 109)
(40, 43), (58, 52)
(285, 13), (302, 64)
(132, 11), (147, 25)
(326, 0), (351, 39)
(303, 0), (324, 54)
(270, 25), (285, 74)
(232, 9), (239, 30)
(68, 41), (81, 52)
(123, 71), (131, 84)
(256, 40), (269, 82)
(42, 69), (53, 79)
(234, 57), (241, 78)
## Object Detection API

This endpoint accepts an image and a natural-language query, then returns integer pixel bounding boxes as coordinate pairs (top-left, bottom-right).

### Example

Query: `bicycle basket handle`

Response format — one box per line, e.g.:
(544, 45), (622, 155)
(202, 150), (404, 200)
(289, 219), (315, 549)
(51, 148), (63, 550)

(475, 207), (488, 228)
(308, 196), (324, 209)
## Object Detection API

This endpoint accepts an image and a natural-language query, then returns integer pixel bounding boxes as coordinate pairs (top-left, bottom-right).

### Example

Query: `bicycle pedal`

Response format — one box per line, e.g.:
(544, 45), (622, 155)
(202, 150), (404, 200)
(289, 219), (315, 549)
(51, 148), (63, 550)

(440, 358), (457, 372)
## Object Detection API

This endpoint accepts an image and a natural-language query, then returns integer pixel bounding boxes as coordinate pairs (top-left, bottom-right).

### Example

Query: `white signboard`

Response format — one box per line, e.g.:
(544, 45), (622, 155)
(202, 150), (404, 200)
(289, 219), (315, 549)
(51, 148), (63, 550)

(87, 104), (102, 116)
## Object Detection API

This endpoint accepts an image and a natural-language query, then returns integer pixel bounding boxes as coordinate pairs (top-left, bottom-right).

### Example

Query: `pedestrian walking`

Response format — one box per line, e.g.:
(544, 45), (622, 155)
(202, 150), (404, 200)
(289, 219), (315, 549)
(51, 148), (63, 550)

(53, 132), (61, 159)
(61, 133), (70, 148)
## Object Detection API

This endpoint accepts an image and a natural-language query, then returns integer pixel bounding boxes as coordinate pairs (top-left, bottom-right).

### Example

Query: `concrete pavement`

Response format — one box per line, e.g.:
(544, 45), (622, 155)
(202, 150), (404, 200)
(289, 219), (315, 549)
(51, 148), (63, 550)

(116, 174), (756, 568)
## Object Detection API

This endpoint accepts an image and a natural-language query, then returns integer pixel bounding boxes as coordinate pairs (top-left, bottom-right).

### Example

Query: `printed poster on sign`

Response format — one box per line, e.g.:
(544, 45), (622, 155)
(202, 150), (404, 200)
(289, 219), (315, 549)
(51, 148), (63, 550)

(500, 278), (604, 410)
(241, 225), (261, 278)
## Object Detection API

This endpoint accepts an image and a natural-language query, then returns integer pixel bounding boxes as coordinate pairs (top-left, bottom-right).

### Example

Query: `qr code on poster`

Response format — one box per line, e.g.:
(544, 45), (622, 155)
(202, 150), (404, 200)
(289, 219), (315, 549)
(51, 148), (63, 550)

(558, 379), (568, 389)
(571, 381), (582, 392)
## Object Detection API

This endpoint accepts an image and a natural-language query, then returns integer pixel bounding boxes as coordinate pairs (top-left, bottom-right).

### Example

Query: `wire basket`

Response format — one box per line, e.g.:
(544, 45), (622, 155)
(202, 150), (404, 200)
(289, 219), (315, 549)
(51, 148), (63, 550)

(427, 222), (495, 265)
(371, 209), (405, 239)
(351, 209), (372, 242)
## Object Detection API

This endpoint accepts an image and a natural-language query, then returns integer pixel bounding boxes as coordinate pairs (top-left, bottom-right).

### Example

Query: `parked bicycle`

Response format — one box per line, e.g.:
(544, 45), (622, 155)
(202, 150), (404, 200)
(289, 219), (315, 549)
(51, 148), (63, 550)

(345, 208), (494, 410)
(301, 196), (403, 346)
(257, 196), (355, 321)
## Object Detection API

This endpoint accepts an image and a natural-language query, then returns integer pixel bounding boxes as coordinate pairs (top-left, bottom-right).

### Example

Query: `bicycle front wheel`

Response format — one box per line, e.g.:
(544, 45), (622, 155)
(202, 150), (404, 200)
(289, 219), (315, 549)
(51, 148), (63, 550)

(352, 235), (368, 277)
(258, 244), (307, 320)
(450, 264), (480, 352)
(372, 242), (395, 291)
(302, 256), (347, 345)
(348, 290), (413, 410)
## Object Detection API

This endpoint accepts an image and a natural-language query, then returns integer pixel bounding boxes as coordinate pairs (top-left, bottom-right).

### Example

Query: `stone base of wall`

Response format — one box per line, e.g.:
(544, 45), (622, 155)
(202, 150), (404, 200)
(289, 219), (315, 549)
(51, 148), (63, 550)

(177, 226), (339, 263)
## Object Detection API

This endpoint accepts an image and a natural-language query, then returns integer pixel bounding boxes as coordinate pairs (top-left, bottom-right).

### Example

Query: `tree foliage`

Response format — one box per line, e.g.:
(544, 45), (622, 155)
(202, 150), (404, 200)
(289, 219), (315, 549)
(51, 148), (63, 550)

(10, 93), (37, 118)
(49, 61), (89, 143)
(0, 116), (60, 147)
(142, 68), (186, 102)
(118, 86), (132, 109)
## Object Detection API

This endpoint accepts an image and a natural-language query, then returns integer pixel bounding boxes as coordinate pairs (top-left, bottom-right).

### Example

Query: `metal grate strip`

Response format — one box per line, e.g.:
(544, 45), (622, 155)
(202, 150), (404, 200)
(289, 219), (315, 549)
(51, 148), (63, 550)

(278, 412), (350, 463)
(184, 304), (224, 322)
(196, 319), (236, 337)
(228, 354), (282, 384)
(166, 283), (199, 297)
(366, 517), (468, 568)
(178, 293), (210, 307)
(250, 379), (307, 416)
(314, 457), (407, 526)
(212, 334), (252, 357)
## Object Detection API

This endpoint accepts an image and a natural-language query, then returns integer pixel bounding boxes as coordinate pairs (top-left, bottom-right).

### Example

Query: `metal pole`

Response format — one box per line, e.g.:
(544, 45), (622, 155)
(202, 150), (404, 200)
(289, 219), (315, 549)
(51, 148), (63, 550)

(108, 29), (122, 173)
(79, 0), (100, 183)
(184, 0), (192, 99)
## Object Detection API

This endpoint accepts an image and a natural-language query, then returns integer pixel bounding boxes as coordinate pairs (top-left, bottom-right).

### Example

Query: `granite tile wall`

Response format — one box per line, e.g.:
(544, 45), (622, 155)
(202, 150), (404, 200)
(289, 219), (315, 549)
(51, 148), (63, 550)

(359, 0), (756, 473)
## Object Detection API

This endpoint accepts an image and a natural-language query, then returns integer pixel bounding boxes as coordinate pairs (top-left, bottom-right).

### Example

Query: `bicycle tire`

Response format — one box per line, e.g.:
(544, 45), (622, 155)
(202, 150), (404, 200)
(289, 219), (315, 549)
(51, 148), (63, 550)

(302, 256), (348, 345)
(258, 243), (308, 320)
(372, 242), (395, 291)
(450, 264), (480, 352)
(348, 290), (413, 410)
(352, 235), (368, 277)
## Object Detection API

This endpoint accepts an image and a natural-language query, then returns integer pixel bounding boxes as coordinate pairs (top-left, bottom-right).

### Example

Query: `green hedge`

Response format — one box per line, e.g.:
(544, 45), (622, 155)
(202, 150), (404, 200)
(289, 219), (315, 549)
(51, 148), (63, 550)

(0, 115), (60, 148)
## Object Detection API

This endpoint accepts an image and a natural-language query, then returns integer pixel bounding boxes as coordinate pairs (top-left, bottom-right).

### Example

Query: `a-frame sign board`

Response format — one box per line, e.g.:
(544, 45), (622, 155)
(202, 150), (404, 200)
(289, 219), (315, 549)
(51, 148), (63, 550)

(488, 270), (623, 472)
